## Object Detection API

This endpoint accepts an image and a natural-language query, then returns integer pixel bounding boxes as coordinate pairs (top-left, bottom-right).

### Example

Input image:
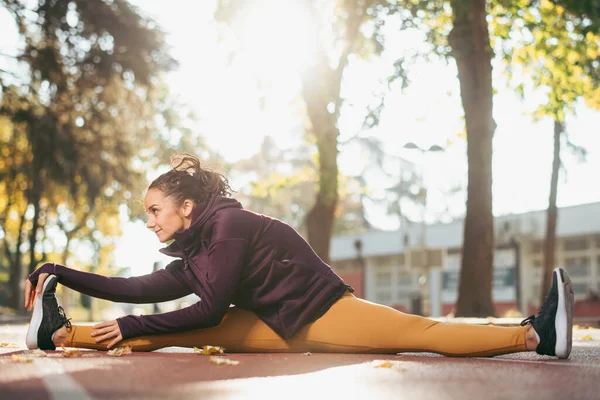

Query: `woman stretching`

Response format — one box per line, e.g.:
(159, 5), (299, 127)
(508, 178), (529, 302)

(24, 154), (574, 358)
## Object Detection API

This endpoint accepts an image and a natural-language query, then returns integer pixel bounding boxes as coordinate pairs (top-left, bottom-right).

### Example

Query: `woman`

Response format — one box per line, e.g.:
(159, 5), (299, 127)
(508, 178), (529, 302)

(24, 153), (574, 358)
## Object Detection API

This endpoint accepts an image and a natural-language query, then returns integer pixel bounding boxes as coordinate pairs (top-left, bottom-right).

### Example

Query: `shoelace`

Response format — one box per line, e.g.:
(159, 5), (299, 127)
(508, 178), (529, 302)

(58, 306), (72, 329)
(520, 315), (535, 326)
(520, 291), (554, 327)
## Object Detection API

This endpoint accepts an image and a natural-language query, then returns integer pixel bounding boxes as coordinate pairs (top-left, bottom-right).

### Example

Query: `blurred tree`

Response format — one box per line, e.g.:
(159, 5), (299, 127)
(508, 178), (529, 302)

(493, 0), (600, 303)
(231, 135), (370, 236)
(446, 0), (496, 317)
(0, 0), (178, 310)
(215, 0), (387, 263)
(552, 0), (600, 34)
(379, 0), (496, 316)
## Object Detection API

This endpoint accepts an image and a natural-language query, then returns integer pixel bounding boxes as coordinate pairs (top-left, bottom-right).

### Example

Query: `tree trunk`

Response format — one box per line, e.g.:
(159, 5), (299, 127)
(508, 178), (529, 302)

(450, 0), (496, 317)
(28, 198), (41, 274)
(8, 210), (27, 310)
(541, 120), (562, 303)
(301, 64), (340, 264)
(305, 144), (338, 264)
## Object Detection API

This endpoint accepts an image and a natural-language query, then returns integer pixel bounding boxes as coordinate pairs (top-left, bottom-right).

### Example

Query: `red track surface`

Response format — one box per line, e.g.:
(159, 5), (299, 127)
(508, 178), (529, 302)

(2, 323), (600, 399)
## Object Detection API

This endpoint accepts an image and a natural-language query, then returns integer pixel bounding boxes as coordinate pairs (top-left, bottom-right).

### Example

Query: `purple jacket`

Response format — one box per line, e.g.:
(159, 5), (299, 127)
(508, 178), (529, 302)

(29, 196), (350, 340)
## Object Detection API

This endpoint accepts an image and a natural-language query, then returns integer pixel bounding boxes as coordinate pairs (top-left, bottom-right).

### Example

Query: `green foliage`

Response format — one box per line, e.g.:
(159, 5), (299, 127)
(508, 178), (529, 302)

(0, 0), (184, 307)
(492, 0), (600, 120)
(231, 136), (370, 236)
(551, 0), (600, 34)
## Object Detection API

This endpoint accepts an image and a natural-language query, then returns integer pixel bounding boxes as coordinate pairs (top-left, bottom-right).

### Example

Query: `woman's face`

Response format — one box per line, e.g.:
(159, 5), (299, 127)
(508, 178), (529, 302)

(144, 188), (194, 243)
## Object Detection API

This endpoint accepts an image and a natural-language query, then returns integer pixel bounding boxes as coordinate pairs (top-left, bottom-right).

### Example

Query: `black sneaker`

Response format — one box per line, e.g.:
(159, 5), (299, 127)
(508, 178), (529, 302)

(520, 267), (574, 359)
(25, 275), (72, 350)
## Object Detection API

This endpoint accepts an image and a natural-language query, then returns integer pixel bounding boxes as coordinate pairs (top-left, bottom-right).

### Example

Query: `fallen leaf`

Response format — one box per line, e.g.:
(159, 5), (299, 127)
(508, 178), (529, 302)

(302, 352), (312, 356)
(194, 345), (225, 355)
(107, 346), (133, 357)
(62, 348), (82, 357)
(375, 361), (394, 368)
(0, 343), (18, 348)
(11, 354), (34, 363)
(24, 349), (47, 358)
(581, 335), (593, 341)
(209, 356), (239, 365)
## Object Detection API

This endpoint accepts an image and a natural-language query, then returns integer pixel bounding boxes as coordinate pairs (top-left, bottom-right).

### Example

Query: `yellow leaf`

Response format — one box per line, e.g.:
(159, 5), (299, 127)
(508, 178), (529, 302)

(107, 346), (133, 357)
(209, 356), (240, 365)
(0, 343), (18, 348)
(26, 349), (47, 357)
(375, 361), (394, 368)
(61, 348), (82, 357)
(194, 345), (225, 355)
(11, 354), (34, 363)
(581, 335), (593, 341)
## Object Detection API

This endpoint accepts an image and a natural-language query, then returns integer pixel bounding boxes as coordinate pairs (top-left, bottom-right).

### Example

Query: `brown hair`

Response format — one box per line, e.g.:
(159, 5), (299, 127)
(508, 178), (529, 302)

(148, 153), (232, 208)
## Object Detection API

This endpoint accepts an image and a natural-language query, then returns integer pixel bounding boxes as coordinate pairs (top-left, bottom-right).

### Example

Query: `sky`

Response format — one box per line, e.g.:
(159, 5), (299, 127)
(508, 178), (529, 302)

(1, 1), (599, 276)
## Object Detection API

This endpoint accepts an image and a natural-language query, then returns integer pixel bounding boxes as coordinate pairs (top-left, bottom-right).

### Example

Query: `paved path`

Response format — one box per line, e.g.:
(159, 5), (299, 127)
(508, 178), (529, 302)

(2, 323), (599, 399)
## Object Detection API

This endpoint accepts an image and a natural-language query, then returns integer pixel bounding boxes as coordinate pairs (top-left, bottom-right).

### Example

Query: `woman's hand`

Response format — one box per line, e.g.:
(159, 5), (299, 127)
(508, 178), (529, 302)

(91, 320), (123, 349)
(24, 272), (50, 311)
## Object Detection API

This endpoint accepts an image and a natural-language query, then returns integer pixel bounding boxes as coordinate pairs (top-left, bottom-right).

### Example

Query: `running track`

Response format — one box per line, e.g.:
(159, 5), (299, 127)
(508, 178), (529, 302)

(2, 323), (600, 399)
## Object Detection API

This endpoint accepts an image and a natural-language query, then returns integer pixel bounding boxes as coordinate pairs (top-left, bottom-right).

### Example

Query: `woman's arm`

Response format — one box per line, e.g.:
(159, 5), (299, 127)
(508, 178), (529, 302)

(27, 261), (192, 304)
(116, 238), (248, 339)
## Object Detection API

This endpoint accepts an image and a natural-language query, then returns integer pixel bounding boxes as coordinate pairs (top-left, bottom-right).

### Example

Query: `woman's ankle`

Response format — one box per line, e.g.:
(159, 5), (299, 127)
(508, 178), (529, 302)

(52, 326), (68, 347)
(525, 325), (539, 351)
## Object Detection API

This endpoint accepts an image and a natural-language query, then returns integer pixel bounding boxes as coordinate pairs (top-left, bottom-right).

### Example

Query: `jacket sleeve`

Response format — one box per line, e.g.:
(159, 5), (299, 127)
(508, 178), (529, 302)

(28, 261), (192, 304)
(116, 238), (247, 339)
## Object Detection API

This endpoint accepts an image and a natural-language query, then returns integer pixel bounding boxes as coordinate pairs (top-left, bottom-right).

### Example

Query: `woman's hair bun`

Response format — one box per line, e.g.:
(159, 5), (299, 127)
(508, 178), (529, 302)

(170, 153), (201, 178)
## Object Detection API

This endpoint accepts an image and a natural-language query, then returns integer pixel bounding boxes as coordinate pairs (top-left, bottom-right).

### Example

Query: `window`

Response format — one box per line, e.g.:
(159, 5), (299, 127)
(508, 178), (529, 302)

(397, 254), (405, 266)
(564, 257), (590, 278)
(563, 238), (589, 252)
(443, 271), (459, 291)
(532, 241), (544, 254)
(397, 272), (413, 286)
(493, 267), (515, 288)
(376, 291), (391, 303)
(447, 248), (461, 256)
(396, 288), (413, 302)
(572, 283), (588, 296)
(376, 271), (392, 286)
(532, 285), (540, 302)
(595, 235), (600, 248)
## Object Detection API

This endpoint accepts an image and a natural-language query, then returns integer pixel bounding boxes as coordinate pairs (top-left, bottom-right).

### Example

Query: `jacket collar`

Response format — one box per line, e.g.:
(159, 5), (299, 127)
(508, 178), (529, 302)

(159, 195), (242, 257)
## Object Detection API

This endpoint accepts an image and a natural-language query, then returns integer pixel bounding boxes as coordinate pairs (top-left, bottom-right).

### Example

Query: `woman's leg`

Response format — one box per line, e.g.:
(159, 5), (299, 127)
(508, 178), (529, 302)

(63, 292), (528, 356)
(64, 306), (295, 352)
(289, 292), (528, 357)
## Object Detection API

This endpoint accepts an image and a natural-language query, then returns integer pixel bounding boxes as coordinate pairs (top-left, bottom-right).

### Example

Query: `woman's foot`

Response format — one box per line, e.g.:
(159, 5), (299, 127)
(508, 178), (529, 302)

(25, 275), (72, 350)
(520, 268), (574, 359)
(52, 326), (69, 347)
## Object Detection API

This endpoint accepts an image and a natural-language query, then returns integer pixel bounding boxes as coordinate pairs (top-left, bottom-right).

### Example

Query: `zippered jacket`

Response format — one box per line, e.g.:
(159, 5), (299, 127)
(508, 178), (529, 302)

(29, 196), (351, 339)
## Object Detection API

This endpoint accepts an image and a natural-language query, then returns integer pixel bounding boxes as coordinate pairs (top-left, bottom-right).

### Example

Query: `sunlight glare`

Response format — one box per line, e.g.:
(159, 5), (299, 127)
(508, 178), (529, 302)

(239, 1), (318, 73)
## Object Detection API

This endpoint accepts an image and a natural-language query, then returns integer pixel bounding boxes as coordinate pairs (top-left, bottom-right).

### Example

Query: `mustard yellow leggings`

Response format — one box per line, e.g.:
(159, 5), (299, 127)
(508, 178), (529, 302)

(65, 291), (528, 357)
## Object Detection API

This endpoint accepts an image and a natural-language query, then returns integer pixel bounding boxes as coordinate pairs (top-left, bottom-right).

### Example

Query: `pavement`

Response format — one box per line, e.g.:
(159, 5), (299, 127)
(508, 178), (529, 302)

(1, 322), (600, 400)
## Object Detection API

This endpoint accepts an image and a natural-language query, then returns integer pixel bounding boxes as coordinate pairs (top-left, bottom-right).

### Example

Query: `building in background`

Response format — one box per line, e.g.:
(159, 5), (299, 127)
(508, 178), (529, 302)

(329, 202), (600, 318)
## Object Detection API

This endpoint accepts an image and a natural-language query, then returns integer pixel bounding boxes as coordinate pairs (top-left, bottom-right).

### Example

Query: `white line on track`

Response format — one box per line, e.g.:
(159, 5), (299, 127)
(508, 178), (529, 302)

(36, 358), (95, 400)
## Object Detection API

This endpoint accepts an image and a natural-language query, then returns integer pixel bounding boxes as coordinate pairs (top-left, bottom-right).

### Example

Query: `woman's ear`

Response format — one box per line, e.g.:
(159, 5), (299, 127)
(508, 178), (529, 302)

(181, 199), (194, 218)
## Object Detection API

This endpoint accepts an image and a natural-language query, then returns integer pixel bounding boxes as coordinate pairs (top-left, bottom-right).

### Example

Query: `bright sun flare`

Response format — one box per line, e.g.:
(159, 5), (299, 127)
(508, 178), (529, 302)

(238, 2), (319, 72)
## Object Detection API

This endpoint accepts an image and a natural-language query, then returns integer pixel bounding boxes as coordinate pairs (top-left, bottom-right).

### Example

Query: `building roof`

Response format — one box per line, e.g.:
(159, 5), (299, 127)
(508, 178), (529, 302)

(330, 201), (600, 261)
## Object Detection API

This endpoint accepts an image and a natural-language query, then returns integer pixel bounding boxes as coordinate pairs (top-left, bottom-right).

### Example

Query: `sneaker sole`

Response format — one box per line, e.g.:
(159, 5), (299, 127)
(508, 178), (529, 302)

(25, 275), (58, 350)
(554, 267), (574, 359)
